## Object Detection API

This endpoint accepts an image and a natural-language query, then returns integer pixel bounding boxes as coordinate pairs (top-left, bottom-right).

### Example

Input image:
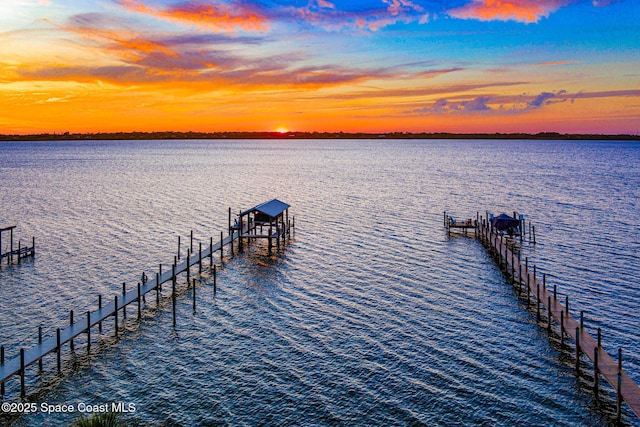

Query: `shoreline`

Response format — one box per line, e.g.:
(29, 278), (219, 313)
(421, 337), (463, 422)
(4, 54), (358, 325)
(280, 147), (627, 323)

(1, 131), (639, 142)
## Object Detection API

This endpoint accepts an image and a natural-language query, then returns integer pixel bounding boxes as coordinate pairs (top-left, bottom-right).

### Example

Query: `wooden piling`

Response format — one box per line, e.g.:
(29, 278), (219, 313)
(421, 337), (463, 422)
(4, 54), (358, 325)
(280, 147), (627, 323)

(86, 311), (91, 353)
(511, 249), (515, 284)
(547, 296), (551, 333)
(172, 263), (176, 328)
(186, 249), (191, 284)
(19, 348), (25, 398)
(594, 347), (599, 393)
(38, 326), (43, 371)
(178, 235), (181, 260)
(617, 348), (623, 420)
(190, 230), (193, 254)
(518, 264), (522, 295)
(1, 345), (4, 397)
(575, 327), (580, 371)
(561, 310), (565, 346)
(137, 282), (142, 320)
(114, 296), (118, 338)
(156, 272), (160, 306)
(536, 283), (541, 320)
(239, 214), (244, 252)
(122, 283), (127, 319)
(213, 265), (217, 294)
(56, 328), (61, 372)
(192, 278), (196, 312)
(70, 310), (74, 352)
(98, 295), (103, 333)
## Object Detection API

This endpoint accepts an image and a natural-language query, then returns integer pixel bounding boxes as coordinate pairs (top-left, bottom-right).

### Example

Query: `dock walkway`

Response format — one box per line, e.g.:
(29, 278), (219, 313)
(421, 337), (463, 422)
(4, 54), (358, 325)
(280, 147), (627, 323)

(1, 212), (293, 399)
(478, 219), (640, 420)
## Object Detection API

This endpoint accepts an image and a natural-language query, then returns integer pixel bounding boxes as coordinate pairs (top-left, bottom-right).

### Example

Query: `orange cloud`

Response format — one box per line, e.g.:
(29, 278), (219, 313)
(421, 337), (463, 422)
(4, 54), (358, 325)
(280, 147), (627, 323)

(534, 60), (574, 66)
(448, 0), (570, 23)
(117, 0), (268, 32)
(60, 21), (180, 65)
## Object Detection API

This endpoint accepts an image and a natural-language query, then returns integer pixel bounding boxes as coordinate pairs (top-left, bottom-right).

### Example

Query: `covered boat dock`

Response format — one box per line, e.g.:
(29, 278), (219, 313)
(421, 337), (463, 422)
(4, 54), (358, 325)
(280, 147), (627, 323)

(235, 199), (293, 253)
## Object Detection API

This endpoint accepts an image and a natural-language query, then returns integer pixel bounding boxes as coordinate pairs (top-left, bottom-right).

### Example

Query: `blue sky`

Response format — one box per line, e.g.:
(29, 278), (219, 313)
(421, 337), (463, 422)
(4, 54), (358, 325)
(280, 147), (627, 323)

(1, 0), (638, 134)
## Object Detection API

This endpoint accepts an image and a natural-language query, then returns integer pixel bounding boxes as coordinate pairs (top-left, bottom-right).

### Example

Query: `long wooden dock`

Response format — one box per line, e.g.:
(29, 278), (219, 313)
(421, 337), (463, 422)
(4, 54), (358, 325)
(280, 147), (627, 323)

(1, 205), (294, 400)
(476, 216), (640, 420)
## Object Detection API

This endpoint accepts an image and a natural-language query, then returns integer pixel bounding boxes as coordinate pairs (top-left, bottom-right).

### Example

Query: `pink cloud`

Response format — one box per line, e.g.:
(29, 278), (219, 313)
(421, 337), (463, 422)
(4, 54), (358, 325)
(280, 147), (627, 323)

(383, 0), (424, 16)
(448, 0), (570, 23)
(117, 0), (268, 32)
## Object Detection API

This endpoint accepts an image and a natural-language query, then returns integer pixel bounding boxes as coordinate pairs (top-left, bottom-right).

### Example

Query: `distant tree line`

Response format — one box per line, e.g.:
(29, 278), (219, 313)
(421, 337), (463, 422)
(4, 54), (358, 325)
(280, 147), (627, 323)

(0, 131), (638, 141)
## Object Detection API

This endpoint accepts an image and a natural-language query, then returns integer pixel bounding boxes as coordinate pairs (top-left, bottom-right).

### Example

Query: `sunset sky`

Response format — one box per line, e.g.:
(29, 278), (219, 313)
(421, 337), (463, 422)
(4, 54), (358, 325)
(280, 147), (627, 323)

(1, 0), (639, 134)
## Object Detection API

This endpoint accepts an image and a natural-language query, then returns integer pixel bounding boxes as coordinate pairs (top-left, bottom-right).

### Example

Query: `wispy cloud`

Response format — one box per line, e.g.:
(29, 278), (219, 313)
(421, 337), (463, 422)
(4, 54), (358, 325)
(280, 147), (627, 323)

(116, 0), (269, 32)
(412, 95), (494, 114)
(13, 10), (465, 91)
(323, 80), (525, 101)
(405, 88), (639, 116)
(447, 0), (571, 23)
(534, 61), (575, 66)
(274, 0), (433, 32)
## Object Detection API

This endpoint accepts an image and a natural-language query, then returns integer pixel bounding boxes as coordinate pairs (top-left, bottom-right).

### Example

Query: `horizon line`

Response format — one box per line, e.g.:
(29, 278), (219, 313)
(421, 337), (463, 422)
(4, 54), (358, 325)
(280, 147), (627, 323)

(1, 131), (639, 141)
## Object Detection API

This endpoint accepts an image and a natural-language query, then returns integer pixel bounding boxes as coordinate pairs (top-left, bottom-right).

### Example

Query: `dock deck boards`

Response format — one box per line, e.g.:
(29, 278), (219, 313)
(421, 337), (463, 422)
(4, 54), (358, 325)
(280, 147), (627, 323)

(0, 229), (239, 384)
(484, 225), (640, 419)
(1, 204), (294, 400)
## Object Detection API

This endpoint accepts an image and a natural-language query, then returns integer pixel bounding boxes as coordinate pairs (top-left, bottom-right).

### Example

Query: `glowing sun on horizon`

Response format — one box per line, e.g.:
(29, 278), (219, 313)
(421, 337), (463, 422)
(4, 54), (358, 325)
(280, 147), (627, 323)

(275, 126), (289, 133)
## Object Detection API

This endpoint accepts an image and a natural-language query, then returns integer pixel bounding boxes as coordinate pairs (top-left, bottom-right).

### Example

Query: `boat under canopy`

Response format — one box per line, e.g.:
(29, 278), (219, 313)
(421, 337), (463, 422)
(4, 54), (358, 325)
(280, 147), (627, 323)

(491, 213), (521, 235)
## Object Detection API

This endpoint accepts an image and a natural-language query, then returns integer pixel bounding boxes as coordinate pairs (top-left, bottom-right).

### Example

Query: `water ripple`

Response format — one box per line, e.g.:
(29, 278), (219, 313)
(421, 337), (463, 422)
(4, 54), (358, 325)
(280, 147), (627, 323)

(0, 139), (638, 426)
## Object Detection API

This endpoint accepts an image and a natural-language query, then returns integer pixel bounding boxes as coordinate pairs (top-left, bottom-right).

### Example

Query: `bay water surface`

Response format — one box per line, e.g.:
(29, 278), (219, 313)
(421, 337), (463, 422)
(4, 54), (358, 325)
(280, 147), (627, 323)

(0, 139), (638, 426)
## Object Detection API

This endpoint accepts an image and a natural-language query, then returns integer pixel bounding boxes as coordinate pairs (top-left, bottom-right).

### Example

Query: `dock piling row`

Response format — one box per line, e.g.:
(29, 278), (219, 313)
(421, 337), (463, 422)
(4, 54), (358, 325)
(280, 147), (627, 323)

(474, 216), (640, 420)
(0, 203), (295, 401)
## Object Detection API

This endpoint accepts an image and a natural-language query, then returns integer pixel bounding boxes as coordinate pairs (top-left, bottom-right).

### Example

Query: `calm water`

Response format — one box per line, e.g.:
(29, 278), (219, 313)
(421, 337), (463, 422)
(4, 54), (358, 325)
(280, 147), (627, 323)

(0, 139), (638, 426)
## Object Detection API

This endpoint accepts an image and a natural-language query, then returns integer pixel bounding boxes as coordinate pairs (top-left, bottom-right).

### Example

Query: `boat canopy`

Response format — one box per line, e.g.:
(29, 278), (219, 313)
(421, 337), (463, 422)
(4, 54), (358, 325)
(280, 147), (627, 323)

(491, 213), (520, 231)
(239, 199), (290, 222)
